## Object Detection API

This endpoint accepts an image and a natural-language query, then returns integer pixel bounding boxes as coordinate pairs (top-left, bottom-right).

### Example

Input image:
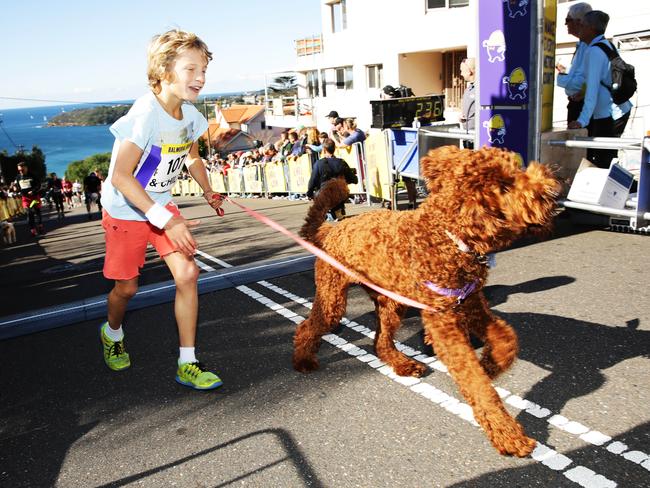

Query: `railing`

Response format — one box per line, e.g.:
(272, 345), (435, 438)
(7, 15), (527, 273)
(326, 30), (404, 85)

(173, 144), (368, 199)
(0, 197), (24, 221)
(264, 97), (316, 126)
(546, 135), (649, 231)
(295, 35), (323, 57)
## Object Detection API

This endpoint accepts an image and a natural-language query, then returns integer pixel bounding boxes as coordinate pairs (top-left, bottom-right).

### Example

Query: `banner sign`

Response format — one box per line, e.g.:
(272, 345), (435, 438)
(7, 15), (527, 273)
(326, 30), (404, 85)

(288, 155), (311, 194)
(209, 172), (227, 193)
(227, 169), (243, 194)
(478, 0), (534, 163)
(364, 131), (392, 200)
(243, 165), (263, 194)
(264, 162), (287, 193)
(334, 145), (364, 194)
(541, 0), (557, 132)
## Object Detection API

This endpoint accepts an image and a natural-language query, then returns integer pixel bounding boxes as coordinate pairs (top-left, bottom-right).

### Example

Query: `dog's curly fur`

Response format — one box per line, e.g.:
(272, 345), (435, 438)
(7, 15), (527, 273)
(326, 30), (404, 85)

(293, 146), (560, 457)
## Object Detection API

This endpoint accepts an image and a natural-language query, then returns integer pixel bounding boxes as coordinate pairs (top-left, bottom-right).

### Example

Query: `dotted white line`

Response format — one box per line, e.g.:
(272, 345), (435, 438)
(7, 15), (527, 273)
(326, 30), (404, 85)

(195, 254), (634, 486)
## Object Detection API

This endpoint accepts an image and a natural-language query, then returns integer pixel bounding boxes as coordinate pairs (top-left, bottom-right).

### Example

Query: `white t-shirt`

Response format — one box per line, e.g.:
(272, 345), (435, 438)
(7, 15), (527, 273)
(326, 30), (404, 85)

(101, 92), (208, 220)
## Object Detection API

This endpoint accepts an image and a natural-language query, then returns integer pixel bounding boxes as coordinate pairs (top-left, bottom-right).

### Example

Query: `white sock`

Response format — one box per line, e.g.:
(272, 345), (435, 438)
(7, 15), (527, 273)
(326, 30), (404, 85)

(179, 347), (197, 365)
(104, 323), (124, 341)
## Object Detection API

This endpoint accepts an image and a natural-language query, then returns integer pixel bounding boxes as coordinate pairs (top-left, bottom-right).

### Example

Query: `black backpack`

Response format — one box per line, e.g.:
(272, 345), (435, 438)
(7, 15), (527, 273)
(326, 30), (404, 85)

(595, 42), (637, 105)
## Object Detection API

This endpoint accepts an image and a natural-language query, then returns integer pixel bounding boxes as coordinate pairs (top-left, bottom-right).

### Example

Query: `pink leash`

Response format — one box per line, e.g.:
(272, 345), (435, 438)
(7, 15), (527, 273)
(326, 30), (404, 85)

(213, 194), (433, 311)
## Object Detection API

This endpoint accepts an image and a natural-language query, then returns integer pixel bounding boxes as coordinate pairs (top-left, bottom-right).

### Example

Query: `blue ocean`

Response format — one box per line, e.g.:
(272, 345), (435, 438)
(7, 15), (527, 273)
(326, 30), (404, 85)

(0, 93), (239, 177)
(0, 104), (122, 177)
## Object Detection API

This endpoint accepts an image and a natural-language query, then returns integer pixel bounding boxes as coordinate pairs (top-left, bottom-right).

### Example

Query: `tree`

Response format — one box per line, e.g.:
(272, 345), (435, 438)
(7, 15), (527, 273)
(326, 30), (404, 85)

(197, 137), (209, 158)
(65, 153), (111, 182)
(269, 75), (297, 97)
(0, 145), (47, 185)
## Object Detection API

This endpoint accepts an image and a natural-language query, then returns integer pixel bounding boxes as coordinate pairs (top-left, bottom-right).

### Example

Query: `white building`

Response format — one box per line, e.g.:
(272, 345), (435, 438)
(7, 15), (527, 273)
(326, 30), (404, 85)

(266, 0), (650, 138)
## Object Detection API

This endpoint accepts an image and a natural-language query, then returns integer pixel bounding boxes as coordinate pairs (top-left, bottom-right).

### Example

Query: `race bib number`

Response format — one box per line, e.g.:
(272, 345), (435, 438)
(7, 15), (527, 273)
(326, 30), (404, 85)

(135, 142), (193, 192)
(18, 178), (34, 190)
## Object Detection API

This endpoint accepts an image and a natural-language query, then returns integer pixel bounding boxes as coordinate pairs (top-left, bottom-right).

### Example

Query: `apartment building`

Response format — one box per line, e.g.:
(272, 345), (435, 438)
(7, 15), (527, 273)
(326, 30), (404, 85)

(266, 0), (649, 138)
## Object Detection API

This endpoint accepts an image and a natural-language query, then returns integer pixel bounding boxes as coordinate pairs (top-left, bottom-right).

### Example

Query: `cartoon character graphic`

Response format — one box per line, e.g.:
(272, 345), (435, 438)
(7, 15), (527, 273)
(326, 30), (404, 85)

(503, 0), (529, 19)
(483, 114), (506, 145)
(502, 67), (528, 101)
(482, 30), (506, 63)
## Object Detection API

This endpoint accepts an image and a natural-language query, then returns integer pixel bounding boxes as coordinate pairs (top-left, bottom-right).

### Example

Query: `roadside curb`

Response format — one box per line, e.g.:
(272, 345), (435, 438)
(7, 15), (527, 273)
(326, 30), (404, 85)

(0, 253), (315, 340)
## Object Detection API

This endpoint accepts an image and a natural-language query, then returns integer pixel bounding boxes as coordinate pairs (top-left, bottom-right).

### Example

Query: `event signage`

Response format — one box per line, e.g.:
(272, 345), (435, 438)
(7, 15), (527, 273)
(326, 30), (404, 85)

(478, 0), (536, 163)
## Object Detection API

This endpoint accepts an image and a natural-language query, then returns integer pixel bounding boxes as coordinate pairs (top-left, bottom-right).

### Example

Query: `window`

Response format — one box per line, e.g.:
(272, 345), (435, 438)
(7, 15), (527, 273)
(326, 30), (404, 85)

(366, 64), (383, 89)
(426, 0), (468, 9)
(331, 0), (347, 33)
(320, 69), (327, 97)
(306, 70), (319, 98)
(335, 66), (353, 90)
(442, 50), (467, 109)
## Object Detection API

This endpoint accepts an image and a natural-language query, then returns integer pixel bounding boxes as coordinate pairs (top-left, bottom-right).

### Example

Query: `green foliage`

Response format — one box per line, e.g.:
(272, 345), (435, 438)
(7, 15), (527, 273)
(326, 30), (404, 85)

(197, 137), (208, 158)
(193, 100), (215, 120)
(0, 146), (47, 186)
(65, 153), (111, 182)
(49, 105), (131, 126)
(269, 75), (297, 97)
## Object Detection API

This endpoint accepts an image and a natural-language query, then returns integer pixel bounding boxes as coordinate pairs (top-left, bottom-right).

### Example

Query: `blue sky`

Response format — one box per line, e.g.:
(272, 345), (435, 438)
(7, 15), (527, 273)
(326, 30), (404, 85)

(0, 0), (322, 109)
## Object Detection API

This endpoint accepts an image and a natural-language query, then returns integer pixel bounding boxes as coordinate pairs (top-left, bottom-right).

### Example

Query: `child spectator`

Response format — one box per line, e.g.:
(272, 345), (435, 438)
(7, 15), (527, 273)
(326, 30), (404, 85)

(98, 29), (224, 390)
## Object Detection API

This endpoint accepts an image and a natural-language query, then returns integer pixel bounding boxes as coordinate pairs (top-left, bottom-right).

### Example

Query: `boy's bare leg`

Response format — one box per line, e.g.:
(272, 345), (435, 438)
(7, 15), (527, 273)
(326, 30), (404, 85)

(163, 251), (200, 346)
(107, 278), (139, 329)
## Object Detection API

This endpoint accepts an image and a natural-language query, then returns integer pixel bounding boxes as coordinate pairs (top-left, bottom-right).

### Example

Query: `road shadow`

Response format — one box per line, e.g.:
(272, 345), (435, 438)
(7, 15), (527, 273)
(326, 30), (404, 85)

(446, 421), (650, 488)
(0, 287), (360, 487)
(94, 428), (324, 488)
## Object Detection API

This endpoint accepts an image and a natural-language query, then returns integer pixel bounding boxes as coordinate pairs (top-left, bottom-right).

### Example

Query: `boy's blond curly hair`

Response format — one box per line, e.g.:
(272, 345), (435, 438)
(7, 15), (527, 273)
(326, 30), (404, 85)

(147, 29), (212, 94)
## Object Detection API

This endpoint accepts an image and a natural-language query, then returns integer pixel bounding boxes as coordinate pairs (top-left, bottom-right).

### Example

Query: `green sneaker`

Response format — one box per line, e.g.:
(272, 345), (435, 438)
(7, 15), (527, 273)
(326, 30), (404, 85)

(100, 322), (131, 371)
(176, 362), (223, 390)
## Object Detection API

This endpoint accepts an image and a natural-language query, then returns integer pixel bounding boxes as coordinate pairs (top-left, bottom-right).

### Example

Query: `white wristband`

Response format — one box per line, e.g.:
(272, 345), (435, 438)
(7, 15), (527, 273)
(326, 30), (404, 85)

(145, 203), (174, 229)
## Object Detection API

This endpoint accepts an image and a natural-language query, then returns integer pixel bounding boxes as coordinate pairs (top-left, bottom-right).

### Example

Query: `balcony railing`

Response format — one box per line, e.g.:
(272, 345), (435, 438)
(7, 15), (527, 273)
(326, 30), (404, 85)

(264, 96), (316, 127)
(295, 35), (322, 57)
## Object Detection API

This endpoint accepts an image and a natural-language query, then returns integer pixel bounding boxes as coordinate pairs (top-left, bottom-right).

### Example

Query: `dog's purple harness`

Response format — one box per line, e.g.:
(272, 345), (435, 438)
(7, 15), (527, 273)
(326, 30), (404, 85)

(423, 278), (480, 305)
(422, 230), (485, 305)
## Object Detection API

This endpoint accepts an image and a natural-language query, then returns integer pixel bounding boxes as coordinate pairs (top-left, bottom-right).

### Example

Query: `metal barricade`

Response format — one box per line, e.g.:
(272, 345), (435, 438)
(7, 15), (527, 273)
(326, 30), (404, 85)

(546, 135), (649, 232)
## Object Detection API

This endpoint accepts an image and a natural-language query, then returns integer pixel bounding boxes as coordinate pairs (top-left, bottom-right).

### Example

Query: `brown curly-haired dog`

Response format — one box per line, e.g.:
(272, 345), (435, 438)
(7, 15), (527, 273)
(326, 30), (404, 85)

(293, 146), (560, 457)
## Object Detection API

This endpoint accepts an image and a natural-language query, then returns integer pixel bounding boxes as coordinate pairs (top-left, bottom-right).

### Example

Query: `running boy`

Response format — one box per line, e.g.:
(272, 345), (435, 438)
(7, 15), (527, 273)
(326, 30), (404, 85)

(99, 29), (224, 390)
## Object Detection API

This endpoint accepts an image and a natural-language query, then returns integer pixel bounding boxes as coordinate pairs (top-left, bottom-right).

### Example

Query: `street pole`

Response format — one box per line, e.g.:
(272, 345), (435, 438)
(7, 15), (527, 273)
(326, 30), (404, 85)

(203, 99), (212, 158)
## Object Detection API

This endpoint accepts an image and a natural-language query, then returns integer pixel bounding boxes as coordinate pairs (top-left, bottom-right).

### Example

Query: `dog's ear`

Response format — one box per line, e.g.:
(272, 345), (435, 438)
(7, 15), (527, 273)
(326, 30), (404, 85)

(420, 145), (463, 192)
(516, 162), (560, 199)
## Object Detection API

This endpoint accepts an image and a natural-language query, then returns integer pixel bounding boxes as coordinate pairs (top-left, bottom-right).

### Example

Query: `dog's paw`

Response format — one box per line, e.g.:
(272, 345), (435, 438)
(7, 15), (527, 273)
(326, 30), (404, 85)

(493, 433), (537, 458)
(293, 356), (319, 373)
(393, 360), (427, 378)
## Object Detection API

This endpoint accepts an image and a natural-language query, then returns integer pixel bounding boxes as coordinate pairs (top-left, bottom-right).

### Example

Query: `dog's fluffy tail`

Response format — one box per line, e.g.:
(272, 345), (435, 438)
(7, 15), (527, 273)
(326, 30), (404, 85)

(299, 178), (349, 243)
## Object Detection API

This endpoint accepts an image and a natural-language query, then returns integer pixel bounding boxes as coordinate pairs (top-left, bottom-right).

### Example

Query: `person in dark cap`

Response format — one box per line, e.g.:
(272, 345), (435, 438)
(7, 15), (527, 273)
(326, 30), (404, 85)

(327, 110), (341, 141)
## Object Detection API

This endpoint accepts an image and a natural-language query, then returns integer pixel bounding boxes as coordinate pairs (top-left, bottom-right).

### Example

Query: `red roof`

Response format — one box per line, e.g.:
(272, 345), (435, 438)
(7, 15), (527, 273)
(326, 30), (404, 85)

(201, 126), (254, 150)
(220, 105), (264, 124)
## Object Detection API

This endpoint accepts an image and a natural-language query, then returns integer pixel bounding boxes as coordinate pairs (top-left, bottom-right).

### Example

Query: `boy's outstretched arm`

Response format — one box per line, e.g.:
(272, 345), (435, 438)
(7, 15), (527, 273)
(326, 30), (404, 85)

(111, 140), (198, 256)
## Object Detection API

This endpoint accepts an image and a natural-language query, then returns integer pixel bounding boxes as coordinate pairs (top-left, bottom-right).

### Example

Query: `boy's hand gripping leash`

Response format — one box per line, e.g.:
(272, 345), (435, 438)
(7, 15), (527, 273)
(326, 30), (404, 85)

(211, 193), (225, 216)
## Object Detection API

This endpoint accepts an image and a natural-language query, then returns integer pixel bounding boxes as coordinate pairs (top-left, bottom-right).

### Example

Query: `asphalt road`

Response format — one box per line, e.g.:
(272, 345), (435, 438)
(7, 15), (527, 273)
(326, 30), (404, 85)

(1, 195), (649, 487)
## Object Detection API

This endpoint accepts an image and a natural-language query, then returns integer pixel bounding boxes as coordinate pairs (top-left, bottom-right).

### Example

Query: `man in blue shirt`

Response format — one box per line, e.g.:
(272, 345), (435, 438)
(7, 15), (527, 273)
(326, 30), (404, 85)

(568, 10), (618, 168)
(555, 2), (592, 125)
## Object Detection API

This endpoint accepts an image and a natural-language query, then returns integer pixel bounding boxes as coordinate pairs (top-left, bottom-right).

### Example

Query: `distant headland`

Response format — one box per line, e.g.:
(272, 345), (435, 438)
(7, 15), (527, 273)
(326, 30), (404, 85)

(47, 105), (131, 127)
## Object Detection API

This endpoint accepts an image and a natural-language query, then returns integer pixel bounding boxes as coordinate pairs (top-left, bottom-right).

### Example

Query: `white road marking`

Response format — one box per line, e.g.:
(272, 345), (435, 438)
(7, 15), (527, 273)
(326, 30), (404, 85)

(194, 252), (642, 487)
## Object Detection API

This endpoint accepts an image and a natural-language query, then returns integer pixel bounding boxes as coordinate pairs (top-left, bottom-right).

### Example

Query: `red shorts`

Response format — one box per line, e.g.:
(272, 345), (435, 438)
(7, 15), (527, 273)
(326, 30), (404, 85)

(22, 196), (41, 209)
(102, 202), (180, 280)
